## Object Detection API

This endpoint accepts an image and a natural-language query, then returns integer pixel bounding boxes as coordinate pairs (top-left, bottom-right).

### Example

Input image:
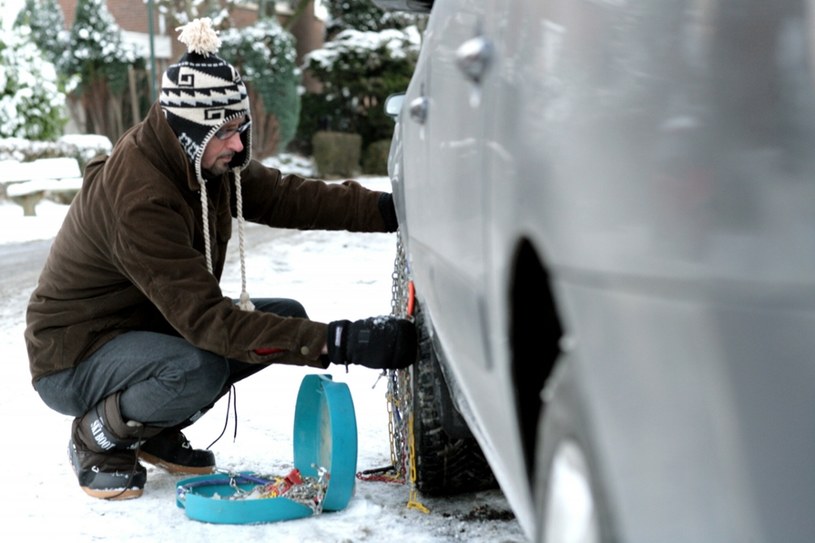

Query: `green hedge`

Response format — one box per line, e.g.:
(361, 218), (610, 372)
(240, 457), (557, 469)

(312, 131), (362, 178)
(362, 139), (391, 175)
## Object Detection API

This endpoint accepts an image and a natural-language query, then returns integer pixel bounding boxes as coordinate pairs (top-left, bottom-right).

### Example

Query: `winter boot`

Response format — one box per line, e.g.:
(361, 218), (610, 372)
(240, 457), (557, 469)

(138, 428), (216, 475)
(68, 392), (160, 500)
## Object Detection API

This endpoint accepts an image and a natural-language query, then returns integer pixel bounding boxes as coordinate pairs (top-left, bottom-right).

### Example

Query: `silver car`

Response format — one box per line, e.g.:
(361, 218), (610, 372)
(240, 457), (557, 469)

(379, 0), (815, 541)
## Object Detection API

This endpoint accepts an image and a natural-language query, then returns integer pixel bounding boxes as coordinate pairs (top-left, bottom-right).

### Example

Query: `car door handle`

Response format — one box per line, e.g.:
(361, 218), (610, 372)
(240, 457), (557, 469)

(455, 36), (493, 84)
(409, 96), (429, 124)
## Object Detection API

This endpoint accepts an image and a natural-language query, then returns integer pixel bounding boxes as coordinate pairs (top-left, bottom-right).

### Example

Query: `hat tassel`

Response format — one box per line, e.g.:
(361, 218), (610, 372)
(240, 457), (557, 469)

(234, 171), (255, 311)
(199, 181), (214, 274)
(199, 173), (254, 312)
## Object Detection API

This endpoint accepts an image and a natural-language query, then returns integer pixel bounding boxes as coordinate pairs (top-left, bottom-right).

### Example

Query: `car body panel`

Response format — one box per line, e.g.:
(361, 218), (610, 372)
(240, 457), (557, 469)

(395, 0), (535, 520)
(388, 0), (815, 540)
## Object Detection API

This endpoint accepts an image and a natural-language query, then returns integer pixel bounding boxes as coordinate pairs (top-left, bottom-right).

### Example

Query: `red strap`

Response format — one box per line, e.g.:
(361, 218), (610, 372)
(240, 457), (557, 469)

(254, 347), (284, 355)
(407, 280), (416, 317)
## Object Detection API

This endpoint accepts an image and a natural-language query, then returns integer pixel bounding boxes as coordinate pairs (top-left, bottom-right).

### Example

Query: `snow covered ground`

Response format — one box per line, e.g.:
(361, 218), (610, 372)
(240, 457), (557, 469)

(0, 175), (526, 542)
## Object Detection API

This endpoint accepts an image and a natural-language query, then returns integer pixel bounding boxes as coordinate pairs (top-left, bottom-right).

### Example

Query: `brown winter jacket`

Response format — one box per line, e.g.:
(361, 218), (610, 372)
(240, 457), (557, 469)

(25, 102), (392, 385)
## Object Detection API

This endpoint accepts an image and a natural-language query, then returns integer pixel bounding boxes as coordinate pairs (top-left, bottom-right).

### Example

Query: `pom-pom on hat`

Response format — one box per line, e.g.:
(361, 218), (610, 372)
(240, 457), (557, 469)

(160, 18), (255, 311)
(160, 17), (252, 182)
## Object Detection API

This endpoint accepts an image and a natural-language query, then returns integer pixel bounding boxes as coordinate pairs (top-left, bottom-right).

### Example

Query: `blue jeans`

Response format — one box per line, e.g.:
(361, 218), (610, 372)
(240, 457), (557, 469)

(34, 298), (307, 426)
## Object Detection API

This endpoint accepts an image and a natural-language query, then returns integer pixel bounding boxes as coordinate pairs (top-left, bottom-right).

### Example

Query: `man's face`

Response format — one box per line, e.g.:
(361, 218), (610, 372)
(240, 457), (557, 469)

(201, 116), (248, 176)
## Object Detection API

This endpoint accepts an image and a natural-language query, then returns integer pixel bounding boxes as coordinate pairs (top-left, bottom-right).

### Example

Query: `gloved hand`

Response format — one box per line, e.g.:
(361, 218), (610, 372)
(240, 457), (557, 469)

(378, 193), (398, 232)
(326, 316), (417, 369)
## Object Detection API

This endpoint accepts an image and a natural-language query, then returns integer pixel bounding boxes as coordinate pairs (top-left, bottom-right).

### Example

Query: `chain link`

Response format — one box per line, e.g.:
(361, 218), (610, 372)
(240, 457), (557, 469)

(387, 232), (409, 481)
(356, 231), (427, 510)
(390, 232), (410, 320)
(386, 231), (428, 512)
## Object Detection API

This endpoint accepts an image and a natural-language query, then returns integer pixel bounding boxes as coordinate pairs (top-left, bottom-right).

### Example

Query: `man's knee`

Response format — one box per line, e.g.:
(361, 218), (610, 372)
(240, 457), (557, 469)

(119, 351), (230, 425)
(173, 350), (231, 400)
(34, 371), (87, 416)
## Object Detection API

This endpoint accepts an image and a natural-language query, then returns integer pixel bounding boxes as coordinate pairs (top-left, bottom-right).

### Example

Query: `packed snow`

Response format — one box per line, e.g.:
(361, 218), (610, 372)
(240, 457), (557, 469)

(0, 173), (526, 542)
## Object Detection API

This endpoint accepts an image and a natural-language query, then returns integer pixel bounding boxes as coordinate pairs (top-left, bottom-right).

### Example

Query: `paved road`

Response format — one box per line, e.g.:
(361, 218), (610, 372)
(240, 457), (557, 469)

(0, 239), (51, 319)
(0, 238), (51, 274)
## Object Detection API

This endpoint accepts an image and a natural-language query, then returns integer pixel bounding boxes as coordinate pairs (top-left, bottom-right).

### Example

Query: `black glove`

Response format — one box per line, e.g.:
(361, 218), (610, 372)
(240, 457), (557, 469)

(326, 317), (417, 370)
(378, 193), (398, 232)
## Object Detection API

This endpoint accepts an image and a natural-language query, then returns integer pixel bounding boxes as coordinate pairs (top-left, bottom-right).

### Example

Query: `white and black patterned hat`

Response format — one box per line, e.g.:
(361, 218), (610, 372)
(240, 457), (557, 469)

(160, 17), (251, 183)
(160, 18), (255, 311)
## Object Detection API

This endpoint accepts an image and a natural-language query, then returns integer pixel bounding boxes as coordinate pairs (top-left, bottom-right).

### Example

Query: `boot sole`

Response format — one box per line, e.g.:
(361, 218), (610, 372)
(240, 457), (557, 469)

(80, 486), (144, 500)
(138, 451), (216, 475)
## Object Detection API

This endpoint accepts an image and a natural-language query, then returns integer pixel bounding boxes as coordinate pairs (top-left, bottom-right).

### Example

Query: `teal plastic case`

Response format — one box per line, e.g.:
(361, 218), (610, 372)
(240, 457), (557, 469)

(176, 374), (358, 524)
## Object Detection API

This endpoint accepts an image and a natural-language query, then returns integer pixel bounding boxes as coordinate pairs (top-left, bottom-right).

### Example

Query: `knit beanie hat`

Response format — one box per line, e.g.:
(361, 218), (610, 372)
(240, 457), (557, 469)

(160, 17), (251, 181)
(160, 18), (254, 310)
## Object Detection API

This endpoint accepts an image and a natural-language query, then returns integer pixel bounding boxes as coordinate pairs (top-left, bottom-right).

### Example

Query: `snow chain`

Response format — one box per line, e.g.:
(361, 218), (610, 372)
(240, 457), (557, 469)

(389, 231), (429, 513)
(356, 231), (429, 513)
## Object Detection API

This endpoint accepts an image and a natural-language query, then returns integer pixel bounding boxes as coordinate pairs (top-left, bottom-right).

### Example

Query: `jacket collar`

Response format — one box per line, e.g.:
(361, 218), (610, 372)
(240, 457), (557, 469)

(140, 101), (209, 192)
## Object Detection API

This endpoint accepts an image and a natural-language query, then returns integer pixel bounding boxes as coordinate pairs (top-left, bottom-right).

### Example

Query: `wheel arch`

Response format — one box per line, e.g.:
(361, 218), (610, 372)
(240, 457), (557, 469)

(509, 238), (564, 482)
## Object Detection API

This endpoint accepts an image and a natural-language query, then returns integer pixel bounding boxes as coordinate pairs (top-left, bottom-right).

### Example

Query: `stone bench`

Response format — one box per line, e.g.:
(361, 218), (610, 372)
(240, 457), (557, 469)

(1, 157), (83, 216)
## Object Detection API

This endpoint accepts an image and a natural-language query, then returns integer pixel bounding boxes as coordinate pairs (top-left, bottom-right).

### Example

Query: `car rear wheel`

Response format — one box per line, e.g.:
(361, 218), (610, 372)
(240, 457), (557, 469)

(411, 302), (498, 496)
(536, 358), (615, 542)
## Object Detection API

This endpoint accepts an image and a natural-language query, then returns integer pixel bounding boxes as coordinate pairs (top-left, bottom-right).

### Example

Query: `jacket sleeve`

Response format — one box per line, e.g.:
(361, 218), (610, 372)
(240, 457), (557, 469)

(235, 160), (392, 232)
(111, 189), (328, 368)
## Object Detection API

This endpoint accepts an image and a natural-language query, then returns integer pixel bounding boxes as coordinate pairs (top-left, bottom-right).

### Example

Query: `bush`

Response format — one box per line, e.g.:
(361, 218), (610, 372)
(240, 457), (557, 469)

(323, 0), (418, 36)
(220, 18), (301, 157)
(291, 92), (337, 156)
(0, 27), (67, 140)
(0, 134), (112, 167)
(58, 0), (142, 139)
(297, 27), (419, 152)
(14, 0), (70, 66)
(362, 138), (391, 175)
(312, 131), (362, 178)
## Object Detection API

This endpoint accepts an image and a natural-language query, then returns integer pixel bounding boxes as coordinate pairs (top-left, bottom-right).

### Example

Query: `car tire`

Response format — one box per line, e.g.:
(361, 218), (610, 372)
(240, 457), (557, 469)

(535, 358), (616, 543)
(411, 302), (498, 496)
